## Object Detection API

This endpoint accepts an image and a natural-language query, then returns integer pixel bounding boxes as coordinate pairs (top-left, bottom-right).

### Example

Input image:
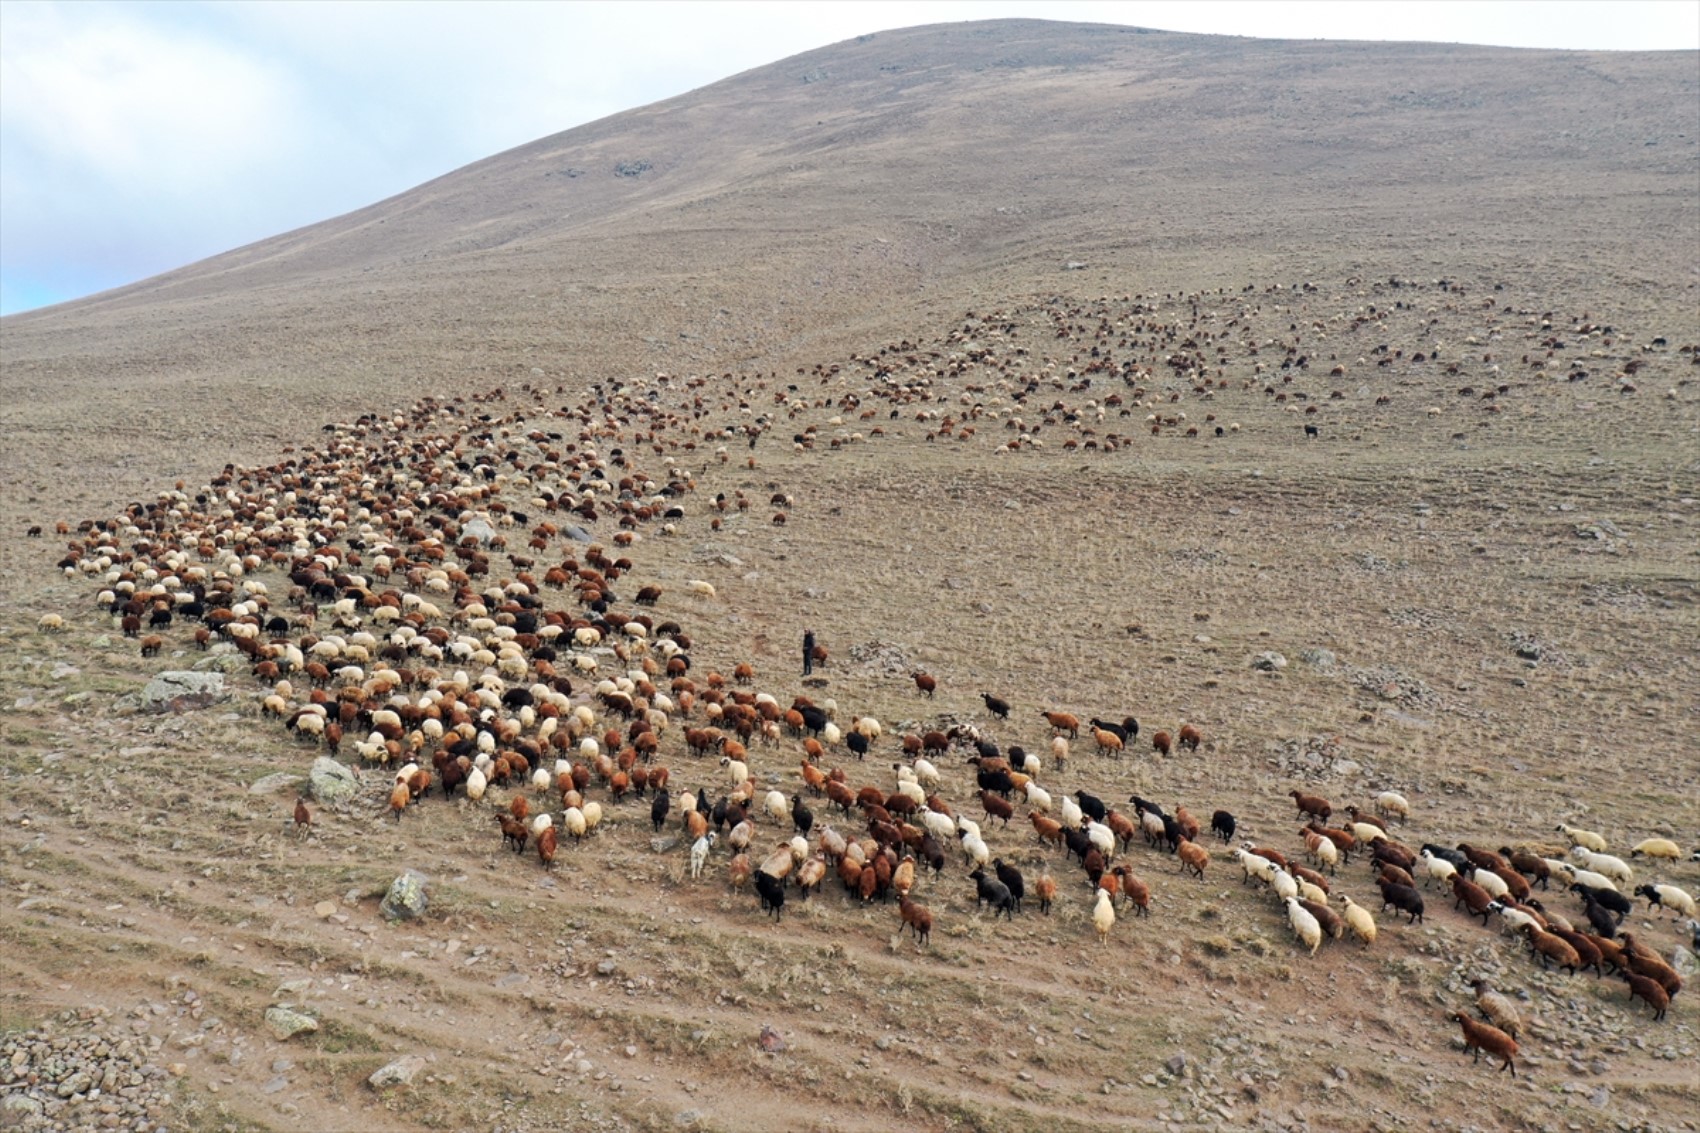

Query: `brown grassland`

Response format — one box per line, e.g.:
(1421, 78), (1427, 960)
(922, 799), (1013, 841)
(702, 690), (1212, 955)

(1, 20), (1697, 1133)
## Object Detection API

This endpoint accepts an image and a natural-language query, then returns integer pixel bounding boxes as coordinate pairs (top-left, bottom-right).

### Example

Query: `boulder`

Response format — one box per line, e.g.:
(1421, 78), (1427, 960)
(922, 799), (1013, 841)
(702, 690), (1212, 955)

(263, 1006), (319, 1040)
(368, 1054), (428, 1089)
(380, 870), (430, 921)
(1251, 652), (1288, 671)
(462, 518), (497, 546)
(307, 757), (359, 806)
(139, 671), (226, 712)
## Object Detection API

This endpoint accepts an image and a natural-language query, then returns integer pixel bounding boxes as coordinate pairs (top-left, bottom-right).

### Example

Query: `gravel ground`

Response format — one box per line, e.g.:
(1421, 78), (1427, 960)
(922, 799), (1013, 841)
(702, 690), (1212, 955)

(2, 1011), (176, 1133)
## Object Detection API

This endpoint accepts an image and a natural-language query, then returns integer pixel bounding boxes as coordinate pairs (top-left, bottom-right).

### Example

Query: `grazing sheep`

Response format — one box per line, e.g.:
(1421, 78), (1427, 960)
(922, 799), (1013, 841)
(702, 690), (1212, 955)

(1469, 979), (1523, 1039)
(1210, 810), (1237, 843)
(1375, 791), (1410, 823)
(1176, 838), (1209, 879)
(1452, 1013), (1519, 1077)
(1285, 897), (1323, 955)
(898, 894), (932, 946)
(1035, 873), (1057, 915)
(1290, 790), (1332, 821)
(1569, 846), (1633, 885)
(689, 832), (717, 879)
(968, 866), (1015, 920)
(1629, 837), (1682, 861)
(1338, 894), (1377, 945)
(1092, 887), (1116, 945)
(1557, 823), (1608, 852)
(1634, 882), (1697, 919)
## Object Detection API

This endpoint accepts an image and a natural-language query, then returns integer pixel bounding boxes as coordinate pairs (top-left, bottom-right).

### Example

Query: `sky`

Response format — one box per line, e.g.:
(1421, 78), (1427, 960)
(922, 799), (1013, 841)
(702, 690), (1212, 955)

(2, 1), (1696, 317)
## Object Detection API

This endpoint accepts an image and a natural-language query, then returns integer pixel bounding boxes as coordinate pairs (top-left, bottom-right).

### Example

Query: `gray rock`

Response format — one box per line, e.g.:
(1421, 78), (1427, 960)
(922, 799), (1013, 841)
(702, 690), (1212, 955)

(368, 1054), (428, 1089)
(462, 518), (497, 546)
(650, 836), (680, 854)
(249, 772), (302, 796)
(1251, 652), (1288, 671)
(262, 1007), (319, 1040)
(1297, 648), (1337, 669)
(564, 524), (594, 543)
(2, 1094), (44, 1118)
(307, 757), (359, 806)
(1165, 1052), (1188, 1076)
(139, 671), (227, 712)
(192, 651), (247, 673)
(380, 870), (430, 921)
(1672, 947), (1697, 979)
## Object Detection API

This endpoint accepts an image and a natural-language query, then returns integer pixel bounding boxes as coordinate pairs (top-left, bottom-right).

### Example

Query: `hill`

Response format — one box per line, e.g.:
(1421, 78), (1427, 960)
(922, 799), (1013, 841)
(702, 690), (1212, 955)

(1, 20), (1697, 1133)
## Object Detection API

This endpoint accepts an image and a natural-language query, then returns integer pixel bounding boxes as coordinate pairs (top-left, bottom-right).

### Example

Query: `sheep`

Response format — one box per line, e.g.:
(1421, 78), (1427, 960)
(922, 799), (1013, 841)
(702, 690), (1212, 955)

(1469, 979), (1523, 1038)
(689, 832), (717, 879)
(1210, 810), (1237, 843)
(1465, 865), (1510, 901)
(1285, 897), (1323, 956)
(898, 894), (932, 946)
(1634, 882), (1697, 919)
(1452, 1013), (1519, 1077)
(685, 579), (716, 598)
(1524, 924), (1582, 974)
(1418, 849), (1458, 890)
(1176, 838), (1209, 879)
(968, 866), (1015, 920)
(1452, 874), (1496, 926)
(1151, 730), (1172, 757)
(1622, 970), (1670, 1021)
(1301, 828), (1340, 873)
(763, 789), (789, 825)
(719, 755), (749, 788)
(1338, 894), (1377, 945)
(1035, 873), (1057, 915)
(1177, 723), (1202, 752)
(753, 870), (786, 919)
(1374, 791), (1410, 823)
(958, 827), (990, 870)
(980, 692), (1011, 718)
(1289, 790), (1331, 821)
(37, 613), (64, 632)
(912, 672), (937, 697)
(1378, 878), (1425, 924)
(1091, 727), (1124, 757)
(1557, 823), (1608, 852)
(1569, 846), (1633, 885)
(1556, 862), (1619, 894)
(1024, 781), (1052, 814)
(1092, 887), (1116, 945)
(1238, 849), (1275, 890)
(1629, 837), (1682, 861)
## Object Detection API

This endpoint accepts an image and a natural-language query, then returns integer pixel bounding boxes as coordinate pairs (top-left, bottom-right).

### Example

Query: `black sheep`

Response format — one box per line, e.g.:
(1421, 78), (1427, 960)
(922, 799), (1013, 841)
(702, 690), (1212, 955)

(1573, 882), (1631, 923)
(650, 791), (670, 833)
(846, 732), (869, 761)
(1378, 879), (1425, 924)
(754, 871), (786, 920)
(1210, 809), (1237, 843)
(993, 859), (1025, 913)
(790, 795), (814, 837)
(968, 867), (1016, 919)
(1075, 790), (1107, 825)
(981, 692), (1011, 719)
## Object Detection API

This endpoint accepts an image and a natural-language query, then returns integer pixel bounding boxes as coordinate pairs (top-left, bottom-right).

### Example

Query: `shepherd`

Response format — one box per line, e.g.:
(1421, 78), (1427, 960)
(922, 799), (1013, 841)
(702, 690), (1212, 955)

(802, 628), (816, 676)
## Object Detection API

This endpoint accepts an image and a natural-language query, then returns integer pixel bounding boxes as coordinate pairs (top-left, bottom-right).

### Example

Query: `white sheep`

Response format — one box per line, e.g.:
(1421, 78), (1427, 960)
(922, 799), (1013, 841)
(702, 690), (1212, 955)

(465, 766), (487, 801)
(1058, 796), (1084, 831)
(1557, 823), (1608, 852)
(1375, 791), (1410, 822)
(1235, 848), (1278, 887)
(1084, 820), (1115, 859)
(562, 806), (589, 844)
(1271, 868), (1299, 902)
(1418, 849), (1458, 890)
(1488, 900), (1541, 935)
(1338, 894), (1377, 945)
(1297, 879), (1329, 905)
(1629, 838), (1682, 861)
(1553, 862), (1617, 892)
(1024, 782), (1052, 814)
(1569, 846), (1632, 885)
(689, 832), (717, 879)
(1050, 736), (1069, 770)
(685, 580), (716, 598)
(1469, 867), (1510, 900)
(959, 828), (990, 869)
(920, 808), (956, 844)
(1093, 887), (1116, 945)
(1285, 897), (1323, 956)
(763, 790), (790, 825)
(1635, 882), (1697, 919)
(720, 756), (748, 788)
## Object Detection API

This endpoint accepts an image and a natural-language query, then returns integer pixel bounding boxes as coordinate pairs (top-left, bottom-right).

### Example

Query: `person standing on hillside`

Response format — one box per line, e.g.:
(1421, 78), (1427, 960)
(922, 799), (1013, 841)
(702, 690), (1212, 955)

(802, 629), (816, 677)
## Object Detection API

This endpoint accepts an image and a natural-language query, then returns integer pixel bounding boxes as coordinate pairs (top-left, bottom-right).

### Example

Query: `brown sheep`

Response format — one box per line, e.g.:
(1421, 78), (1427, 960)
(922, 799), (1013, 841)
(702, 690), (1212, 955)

(898, 894), (932, 946)
(1178, 723), (1202, 751)
(1290, 790), (1332, 821)
(1452, 1013), (1519, 1077)
(1041, 710), (1080, 738)
(139, 634), (164, 658)
(912, 672), (937, 697)
(1151, 730), (1173, 757)
(1622, 971), (1670, 1021)
(1176, 838), (1209, 878)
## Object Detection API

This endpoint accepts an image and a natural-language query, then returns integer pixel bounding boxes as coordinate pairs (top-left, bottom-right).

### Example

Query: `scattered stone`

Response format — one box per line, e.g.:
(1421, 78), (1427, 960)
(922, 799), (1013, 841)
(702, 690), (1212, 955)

(368, 1054), (428, 1089)
(1165, 1052), (1188, 1076)
(249, 771), (301, 796)
(758, 1025), (787, 1054)
(379, 870), (430, 921)
(307, 757), (360, 806)
(314, 901), (337, 919)
(1251, 652), (1287, 671)
(262, 1006), (319, 1040)
(1297, 648), (1336, 669)
(139, 671), (227, 712)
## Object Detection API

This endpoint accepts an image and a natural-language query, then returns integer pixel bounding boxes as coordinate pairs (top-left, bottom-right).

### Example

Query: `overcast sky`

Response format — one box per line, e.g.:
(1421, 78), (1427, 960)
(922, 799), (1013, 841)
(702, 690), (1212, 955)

(2, 1), (1696, 317)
